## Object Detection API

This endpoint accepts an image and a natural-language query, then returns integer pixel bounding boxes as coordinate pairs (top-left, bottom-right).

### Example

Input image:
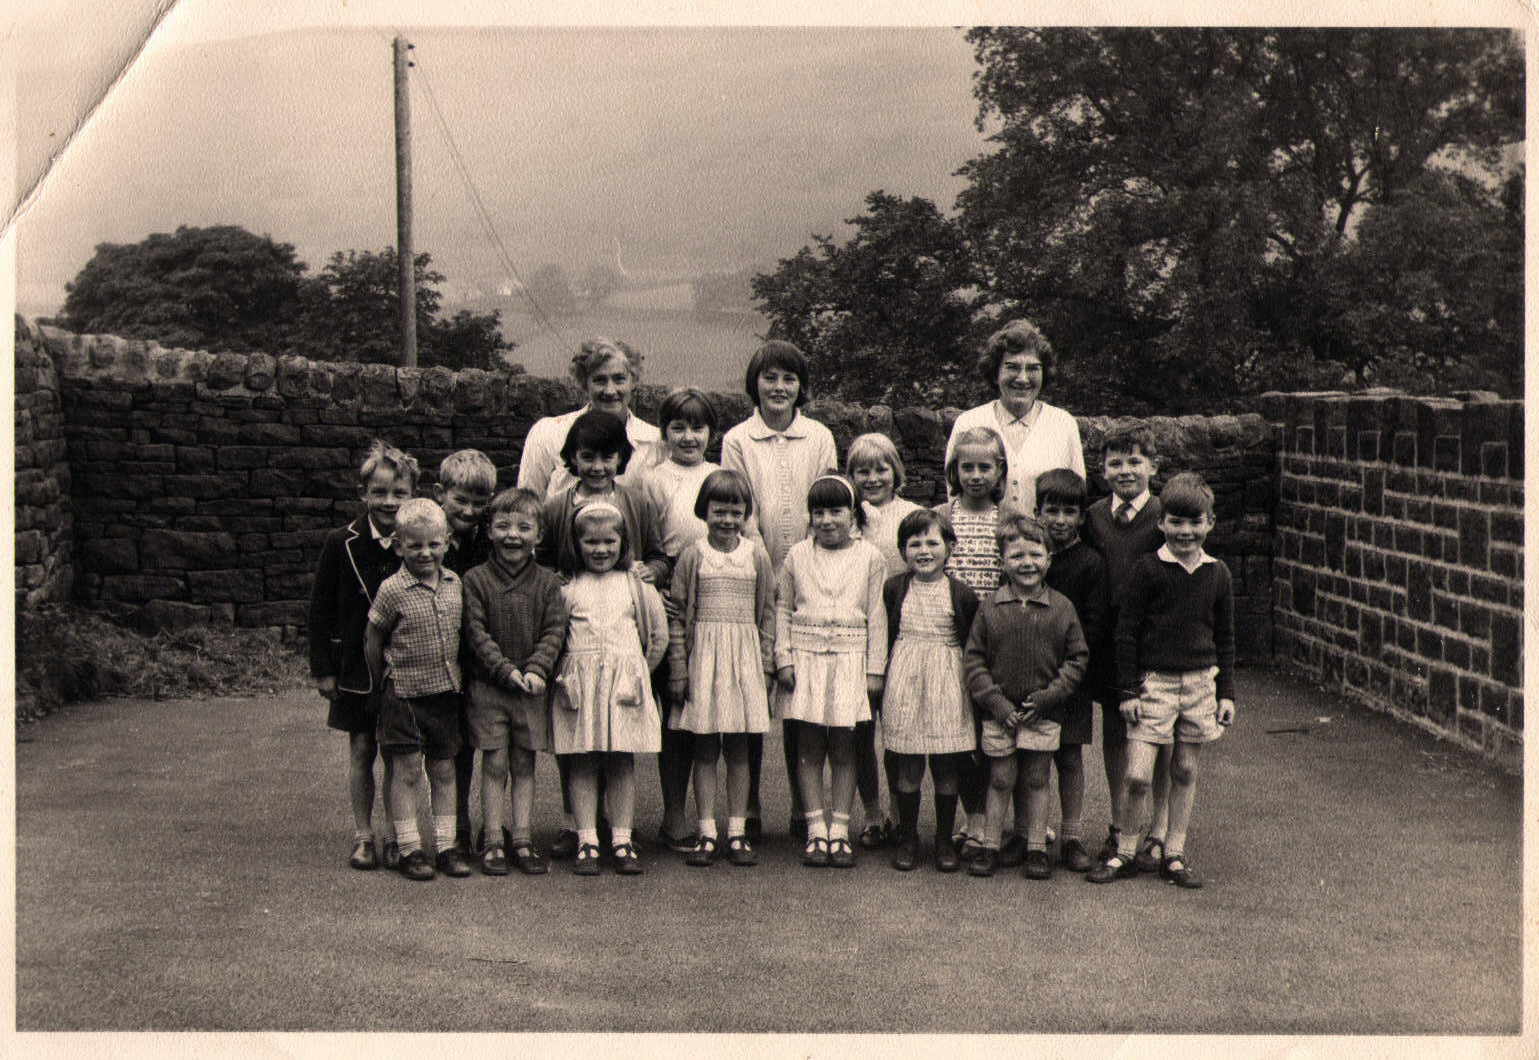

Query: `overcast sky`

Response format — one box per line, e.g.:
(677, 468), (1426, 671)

(11, 3), (1002, 315)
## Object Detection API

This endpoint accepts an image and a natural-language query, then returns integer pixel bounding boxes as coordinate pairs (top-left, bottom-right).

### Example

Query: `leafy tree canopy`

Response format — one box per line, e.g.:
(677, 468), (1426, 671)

(60, 226), (512, 371)
(755, 29), (1522, 414)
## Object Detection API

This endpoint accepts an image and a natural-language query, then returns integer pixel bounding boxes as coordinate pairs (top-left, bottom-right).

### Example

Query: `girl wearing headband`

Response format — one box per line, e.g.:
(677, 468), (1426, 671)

(773, 472), (889, 869)
(550, 500), (669, 876)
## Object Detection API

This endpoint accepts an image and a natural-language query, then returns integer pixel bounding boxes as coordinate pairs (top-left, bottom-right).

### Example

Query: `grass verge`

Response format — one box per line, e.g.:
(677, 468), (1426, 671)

(15, 604), (310, 723)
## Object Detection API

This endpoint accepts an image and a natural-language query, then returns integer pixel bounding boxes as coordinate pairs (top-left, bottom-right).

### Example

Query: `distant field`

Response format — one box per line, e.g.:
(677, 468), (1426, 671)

(499, 306), (767, 392)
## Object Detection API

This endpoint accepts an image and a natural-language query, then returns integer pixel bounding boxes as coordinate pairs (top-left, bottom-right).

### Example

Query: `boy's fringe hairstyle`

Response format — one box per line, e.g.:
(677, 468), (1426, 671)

(394, 498), (448, 539)
(806, 472), (867, 531)
(359, 439), (420, 488)
(996, 510), (1053, 553)
(437, 449), (497, 494)
(1102, 420), (1159, 462)
(693, 468), (755, 520)
(1158, 472), (1215, 520)
(658, 387), (720, 436)
(571, 501), (633, 569)
(745, 340), (811, 407)
(845, 433), (906, 492)
(1034, 468), (1087, 511)
(560, 409), (635, 476)
(896, 507), (956, 553)
(945, 427), (1008, 502)
(488, 487), (544, 520)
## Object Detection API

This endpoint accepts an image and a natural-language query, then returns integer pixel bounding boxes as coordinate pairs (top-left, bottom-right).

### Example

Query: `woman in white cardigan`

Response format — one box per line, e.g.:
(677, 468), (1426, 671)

(942, 319), (1084, 514)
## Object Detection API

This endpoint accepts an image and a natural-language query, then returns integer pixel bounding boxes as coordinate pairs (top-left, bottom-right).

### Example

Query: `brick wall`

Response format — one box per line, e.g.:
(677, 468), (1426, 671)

(1265, 389), (1524, 768)
(31, 323), (1278, 660)
(13, 319), (74, 611)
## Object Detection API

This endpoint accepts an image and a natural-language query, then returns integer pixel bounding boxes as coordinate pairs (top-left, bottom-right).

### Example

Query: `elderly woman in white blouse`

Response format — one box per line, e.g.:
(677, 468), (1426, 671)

(942, 319), (1084, 514)
(517, 337), (663, 498)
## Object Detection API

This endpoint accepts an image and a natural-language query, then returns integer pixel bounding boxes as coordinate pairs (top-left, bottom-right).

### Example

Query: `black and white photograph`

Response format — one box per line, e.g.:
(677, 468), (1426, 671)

(6, 0), (1529, 1053)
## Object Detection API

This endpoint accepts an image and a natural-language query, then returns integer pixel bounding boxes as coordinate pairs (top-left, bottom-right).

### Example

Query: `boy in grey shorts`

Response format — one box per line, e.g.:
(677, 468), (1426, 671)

(1089, 472), (1236, 889)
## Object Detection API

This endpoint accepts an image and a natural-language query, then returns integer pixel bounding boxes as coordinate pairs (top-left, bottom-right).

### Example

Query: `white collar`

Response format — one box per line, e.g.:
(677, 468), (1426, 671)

(1157, 543), (1216, 572)
(368, 519), (393, 545)
(1112, 490), (1151, 517)
(992, 399), (1041, 429)
(747, 409), (807, 440)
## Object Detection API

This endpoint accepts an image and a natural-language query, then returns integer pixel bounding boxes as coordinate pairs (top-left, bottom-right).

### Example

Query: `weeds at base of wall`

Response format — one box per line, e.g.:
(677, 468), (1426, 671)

(15, 605), (310, 724)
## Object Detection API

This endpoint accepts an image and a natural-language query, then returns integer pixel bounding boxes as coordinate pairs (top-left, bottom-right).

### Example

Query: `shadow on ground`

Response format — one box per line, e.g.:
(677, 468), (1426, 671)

(14, 667), (1521, 1033)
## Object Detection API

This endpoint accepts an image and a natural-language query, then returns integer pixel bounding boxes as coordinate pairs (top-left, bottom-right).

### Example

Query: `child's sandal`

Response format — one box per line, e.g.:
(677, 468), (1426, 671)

(573, 842), (602, 876)
(685, 834), (719, 867)
(857, 822), (887, 850)
(1159, 854), (1204, 889)
(829, 837), (856, 868)
(1086, 852), (1138, 884)
(802, 836), (830, 868)
(612, 842), (644, 875)
(1133, 836), (1165, 874)
(510, 842), (548, 876)
(480, 843), (510, 876)
(726, 835), (757, 867)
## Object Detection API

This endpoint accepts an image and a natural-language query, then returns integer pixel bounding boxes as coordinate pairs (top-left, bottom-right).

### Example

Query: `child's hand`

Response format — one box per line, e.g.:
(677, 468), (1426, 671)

(1120, 698), (1140, 725)
(866, 674), (884, 699)
(504, 669), (529, 694)
(1217, 698), (1236, 726)
(631, 561), (656, 584)
(776, 666), (796, 692)
(315, 675), (337, 701)
(1015, 704), (1039, 728)
(523, 672), (547, 697)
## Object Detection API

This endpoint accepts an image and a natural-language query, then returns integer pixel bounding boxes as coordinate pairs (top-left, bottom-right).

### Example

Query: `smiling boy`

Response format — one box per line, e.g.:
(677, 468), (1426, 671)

(1090, 473), (1236, 888)
(963, 513), (1088, 879)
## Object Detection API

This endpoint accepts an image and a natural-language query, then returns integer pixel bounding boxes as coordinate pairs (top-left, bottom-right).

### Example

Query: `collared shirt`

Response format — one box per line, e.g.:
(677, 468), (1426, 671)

(368, 517), (393, 553)
(721, 409), (839, 570)
(944, 400), (1085, 515)
(1113, 489), (1152, 523)
(369, 567), (463, 697)
(516, 405), (664, 498)
(1156, 542), (1216, 574)
(963, 577), (1088, 723)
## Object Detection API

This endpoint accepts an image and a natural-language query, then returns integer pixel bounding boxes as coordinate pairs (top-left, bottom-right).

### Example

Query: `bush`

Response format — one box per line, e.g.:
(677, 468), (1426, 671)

(15, 605), (310, 723)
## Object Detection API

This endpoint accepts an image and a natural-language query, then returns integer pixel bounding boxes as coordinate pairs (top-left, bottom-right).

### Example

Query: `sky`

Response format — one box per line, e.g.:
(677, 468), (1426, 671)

(10, 3), (1004, 316)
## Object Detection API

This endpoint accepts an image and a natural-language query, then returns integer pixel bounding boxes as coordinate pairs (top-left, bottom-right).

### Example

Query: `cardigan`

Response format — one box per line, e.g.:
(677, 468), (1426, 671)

(881, 571), (979, 658)
(963, 580), (1088, 725)
(536, 481), (671, 585)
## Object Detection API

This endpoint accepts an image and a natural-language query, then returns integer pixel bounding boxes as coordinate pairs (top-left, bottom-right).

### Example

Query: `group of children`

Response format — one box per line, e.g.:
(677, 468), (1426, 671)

(308, 340), (1236, 887)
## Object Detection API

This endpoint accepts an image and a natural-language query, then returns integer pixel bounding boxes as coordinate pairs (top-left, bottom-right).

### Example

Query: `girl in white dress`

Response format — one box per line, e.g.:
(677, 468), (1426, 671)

(552, 502), (668, 876)
(846, 432), (922, 849)
(879, 509), (980, 873)
(775, 474), (888, 869)
(667, 470), (775, 867)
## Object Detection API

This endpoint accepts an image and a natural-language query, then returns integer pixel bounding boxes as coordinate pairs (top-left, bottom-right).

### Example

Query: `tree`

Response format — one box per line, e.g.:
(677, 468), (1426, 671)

(955, 28), (1523, 410)
(58, 229), (512, 371)
(751, 191), (985, 406)
(581, 262), (623, 308)
(525, 264), (578, 316)
(296, 248), (512, 370)
(60, 225), (308, 352)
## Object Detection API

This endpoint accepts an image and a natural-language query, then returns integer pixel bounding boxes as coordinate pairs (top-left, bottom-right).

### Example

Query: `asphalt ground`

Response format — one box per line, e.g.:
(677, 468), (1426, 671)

(13, 667), (1523, 1035)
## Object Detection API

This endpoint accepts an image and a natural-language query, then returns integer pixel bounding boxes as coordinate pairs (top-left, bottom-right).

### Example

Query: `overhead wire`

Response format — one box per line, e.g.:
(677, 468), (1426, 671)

(376, 28), (577, 355)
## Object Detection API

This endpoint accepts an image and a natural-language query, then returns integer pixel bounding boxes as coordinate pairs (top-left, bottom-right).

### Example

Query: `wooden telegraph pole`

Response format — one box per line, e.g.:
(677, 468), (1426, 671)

(393, 36), (417, 367)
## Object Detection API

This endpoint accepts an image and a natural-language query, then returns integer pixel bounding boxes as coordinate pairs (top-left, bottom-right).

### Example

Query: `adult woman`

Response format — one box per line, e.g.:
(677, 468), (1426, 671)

(942, 319), (1084, 514)
(517, 337), (663, 498)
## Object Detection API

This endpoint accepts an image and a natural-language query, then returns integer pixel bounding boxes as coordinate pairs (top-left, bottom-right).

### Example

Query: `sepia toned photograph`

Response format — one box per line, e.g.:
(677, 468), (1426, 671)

(6, 1), (1527, 1052)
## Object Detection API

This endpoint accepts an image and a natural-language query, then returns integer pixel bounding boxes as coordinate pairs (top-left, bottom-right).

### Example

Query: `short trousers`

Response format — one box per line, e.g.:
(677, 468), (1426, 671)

(1126, 666), (1223, 746)
(467, 682), (549, 754)
(378, 680), (463, 759)
(980, 713), (1060, 756)
(327, 689), (379, 735)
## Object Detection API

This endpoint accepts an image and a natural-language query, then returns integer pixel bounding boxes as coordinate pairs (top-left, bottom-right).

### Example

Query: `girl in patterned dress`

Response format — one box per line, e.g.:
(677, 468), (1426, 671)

(552, 502), (669, 876)
(667, 470), (776, 867)
(933, 425), (1008, 857)
(775, 474), (888, 869)
(880, 509), (979, 873)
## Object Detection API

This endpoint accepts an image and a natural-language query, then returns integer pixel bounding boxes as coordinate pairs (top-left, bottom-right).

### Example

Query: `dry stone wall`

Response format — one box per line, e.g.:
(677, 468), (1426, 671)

(14, 319), (73, 612)
(31, 324), (1278, 662)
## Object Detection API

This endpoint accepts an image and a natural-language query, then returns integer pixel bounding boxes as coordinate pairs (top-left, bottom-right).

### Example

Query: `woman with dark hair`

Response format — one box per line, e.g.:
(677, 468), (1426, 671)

(517, 336), (663, 498)
(942, 319), (1084, 514)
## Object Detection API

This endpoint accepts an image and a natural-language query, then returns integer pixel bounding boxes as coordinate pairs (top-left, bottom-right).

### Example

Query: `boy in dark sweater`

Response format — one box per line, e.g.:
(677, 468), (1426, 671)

(1083, 421), (1169, 866)
(1035, 468), (1110, 872)
(1089, 473), (1235, 888)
